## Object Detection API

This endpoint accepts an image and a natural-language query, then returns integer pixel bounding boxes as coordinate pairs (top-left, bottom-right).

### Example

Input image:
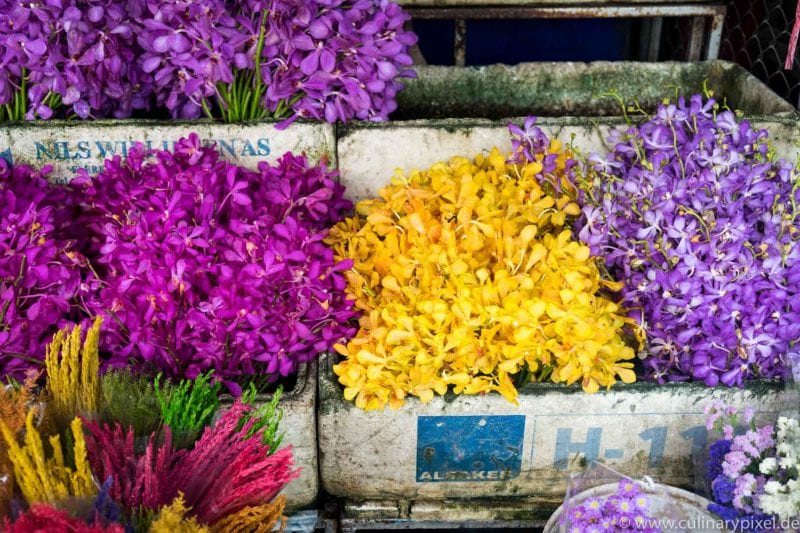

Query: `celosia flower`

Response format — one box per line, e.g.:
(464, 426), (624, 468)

(3, 503), (125, 532)
(83, 400), (298, 527)
(0, 159), (88, 380)
(328, 137), (639, 411)
(577, 95), (800, 386)
(73, 134), (356, 391)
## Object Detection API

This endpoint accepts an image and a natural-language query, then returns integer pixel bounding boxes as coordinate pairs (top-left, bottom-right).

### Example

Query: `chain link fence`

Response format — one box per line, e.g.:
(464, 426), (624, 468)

(720, 0), (800, 108)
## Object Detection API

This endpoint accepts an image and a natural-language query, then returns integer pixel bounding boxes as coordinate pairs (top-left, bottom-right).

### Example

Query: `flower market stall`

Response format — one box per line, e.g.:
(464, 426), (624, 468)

(2, 0), (800, 530)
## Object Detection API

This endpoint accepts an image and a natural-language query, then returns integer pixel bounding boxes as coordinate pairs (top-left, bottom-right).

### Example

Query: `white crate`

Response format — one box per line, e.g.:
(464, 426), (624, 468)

(318, 355), (796, 519)
(221, 362), (319, 510)
(339, 117), (800, 203)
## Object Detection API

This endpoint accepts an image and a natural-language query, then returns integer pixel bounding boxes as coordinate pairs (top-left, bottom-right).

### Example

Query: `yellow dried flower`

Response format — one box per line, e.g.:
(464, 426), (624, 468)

(150, 493), (210, 533)
(46, 317), (103, 431)
(0, 373), (40, 517)
(0, 411), (95, 505)
(328, 144), (639, 411)
(211, 496), (286, 533)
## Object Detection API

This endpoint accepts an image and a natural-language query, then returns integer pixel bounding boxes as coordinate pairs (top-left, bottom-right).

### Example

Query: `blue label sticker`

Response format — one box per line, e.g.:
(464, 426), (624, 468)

(0, 148), (12, 165)
(416, 415), (525, 482)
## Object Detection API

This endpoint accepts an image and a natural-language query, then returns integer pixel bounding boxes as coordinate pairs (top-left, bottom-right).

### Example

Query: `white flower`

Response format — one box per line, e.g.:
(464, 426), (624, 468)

(758, 417), (800, 521)
(759, 457), (778, 475)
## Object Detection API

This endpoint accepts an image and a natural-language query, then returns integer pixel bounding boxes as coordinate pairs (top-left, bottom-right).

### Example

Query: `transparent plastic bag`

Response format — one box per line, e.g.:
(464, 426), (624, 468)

(786, 354), (800, 419)
(545, 461), (728, 533)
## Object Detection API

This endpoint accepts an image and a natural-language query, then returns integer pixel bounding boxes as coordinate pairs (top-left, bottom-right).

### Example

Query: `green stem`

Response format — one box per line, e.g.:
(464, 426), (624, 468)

(247, 12), (269, 121)
(201, 97), (215, 121)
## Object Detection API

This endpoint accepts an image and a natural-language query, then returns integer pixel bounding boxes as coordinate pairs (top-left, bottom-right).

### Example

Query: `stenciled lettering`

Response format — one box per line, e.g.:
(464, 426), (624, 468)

(31, 137), (272, 164)
(418, 470), (506, 482)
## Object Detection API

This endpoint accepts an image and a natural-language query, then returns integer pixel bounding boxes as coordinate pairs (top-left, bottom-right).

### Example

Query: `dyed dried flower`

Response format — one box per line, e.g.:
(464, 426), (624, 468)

(3, 503), (124, 533)
(0, 412), (95, 506)
(0, 372), (39, 517)
(46, 318), (103, 432)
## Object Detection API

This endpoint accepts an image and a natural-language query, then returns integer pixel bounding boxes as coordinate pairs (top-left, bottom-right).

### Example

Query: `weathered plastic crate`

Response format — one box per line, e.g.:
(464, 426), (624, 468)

(326, 62), (798, 520)
(338, 61), (797, 200)
(221, 361), (319, 511)
(0, 120), (334, 183)
(318, 356), (797, 521)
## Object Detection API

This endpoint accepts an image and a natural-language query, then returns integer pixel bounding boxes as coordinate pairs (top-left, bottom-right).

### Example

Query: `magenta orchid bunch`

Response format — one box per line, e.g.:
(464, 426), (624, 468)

(0, 159), (89, 380)
(576, 95), (800, 387)
(73, 134), (356, 393)
(139, 0), (417, 122)
(0, 0), (151, 120)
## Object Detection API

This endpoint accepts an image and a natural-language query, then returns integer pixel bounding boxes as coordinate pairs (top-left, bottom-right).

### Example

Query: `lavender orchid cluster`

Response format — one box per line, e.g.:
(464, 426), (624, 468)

(0, 159), (88, 380)
(561, 479), (661, 532)
(0, 0), (416, 123)
(578, 95), (800, 387)
(73, 134), (357, 393)
(0, 0), (150, 121)
(139, 0), (417, 121)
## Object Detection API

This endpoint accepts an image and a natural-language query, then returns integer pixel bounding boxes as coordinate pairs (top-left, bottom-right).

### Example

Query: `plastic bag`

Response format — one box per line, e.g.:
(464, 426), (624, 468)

(787, 354), (800, 418)
(545, 461), (728, 533)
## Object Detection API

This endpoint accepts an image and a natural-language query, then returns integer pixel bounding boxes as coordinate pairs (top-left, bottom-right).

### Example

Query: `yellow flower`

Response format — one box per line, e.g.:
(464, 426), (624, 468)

(46, 317), (103, 432)
(150, 493), (210, 533)
(0, 412), (95, 505)
(327, 146), (638, 410)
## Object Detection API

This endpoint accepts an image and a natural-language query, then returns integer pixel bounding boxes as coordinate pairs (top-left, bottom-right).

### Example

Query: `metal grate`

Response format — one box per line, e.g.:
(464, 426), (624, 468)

(719, 0), (800, 107)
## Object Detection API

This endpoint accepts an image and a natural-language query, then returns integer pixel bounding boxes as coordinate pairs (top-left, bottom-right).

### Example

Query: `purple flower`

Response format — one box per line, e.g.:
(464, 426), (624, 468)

(0, 0), (152, 120)
(571, 95), (800, 385)
(559, 478), (661, 532)
(139, 0), (417, 122)
(73, 134), (357, 392)
(0, 159), (91, 380)
(712, 476), (736, 504)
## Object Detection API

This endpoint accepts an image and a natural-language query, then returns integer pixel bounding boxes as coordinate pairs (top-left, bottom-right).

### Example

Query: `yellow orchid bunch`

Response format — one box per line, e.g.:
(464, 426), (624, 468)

(328, 140), (640, 411)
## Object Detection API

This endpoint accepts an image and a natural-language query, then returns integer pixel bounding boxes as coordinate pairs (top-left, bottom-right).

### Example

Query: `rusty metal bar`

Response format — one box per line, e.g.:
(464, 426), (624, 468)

(406, 4), (727, 20)
(706, 9), (725, 60)
(454, 19), (467, 66)
(687, 16), (706, 60)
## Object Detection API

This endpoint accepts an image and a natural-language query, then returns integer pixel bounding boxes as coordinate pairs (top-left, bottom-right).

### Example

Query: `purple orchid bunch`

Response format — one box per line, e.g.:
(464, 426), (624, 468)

(0, 0), (150, 120)
(577, 95), (800, 386)
(704, 402), (799, 532)
(561, 478), (661, 532)
(72, 134), (357, 393)
(0, 159), (89, 381)
(138, 0), (417, 122)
